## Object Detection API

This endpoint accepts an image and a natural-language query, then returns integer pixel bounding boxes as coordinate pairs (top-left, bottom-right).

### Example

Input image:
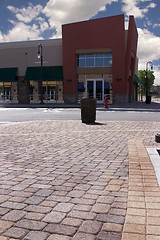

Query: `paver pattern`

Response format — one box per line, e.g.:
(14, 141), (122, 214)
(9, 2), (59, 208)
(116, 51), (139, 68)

(0, 120), (160, 240)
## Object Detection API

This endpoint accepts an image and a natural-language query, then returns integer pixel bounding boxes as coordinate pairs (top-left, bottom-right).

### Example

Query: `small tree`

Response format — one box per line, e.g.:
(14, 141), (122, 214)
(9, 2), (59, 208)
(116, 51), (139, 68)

(138, 70), (155, 94)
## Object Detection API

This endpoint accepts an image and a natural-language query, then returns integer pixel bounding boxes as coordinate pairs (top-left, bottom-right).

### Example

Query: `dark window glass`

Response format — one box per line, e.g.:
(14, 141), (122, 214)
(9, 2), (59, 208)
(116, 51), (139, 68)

(86, 58), (94, 67)
(95, 58), (103, 67)
(78, 59), (85, 67)
(86, 54), (94, 59)
(78, 53), (112, 67)
(104, 58), (112, 67)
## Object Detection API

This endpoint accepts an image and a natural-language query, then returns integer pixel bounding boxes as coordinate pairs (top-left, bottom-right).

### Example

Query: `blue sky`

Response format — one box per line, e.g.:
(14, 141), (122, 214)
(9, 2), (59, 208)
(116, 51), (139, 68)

(0, 0), (160, 84)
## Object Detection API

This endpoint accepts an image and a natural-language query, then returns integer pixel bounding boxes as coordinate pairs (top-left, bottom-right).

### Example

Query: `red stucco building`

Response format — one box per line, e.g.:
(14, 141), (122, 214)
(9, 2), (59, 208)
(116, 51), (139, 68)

(0, 14), (138, 104)
(62, 14), (138, 104)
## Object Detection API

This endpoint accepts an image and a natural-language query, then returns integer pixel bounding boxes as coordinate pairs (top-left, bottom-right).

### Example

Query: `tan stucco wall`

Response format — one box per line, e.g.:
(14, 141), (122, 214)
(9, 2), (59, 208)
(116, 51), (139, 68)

(0, 39), (63, 76)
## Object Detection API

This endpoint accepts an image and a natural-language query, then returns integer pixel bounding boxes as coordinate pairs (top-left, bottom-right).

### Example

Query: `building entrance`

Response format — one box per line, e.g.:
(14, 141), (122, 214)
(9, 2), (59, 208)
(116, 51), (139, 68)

(0, 83), (11, 102)
(86, 79), (104, 103)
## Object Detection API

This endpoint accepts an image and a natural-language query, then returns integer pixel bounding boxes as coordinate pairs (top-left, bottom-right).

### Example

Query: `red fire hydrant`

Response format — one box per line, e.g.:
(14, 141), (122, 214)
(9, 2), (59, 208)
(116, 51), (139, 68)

(104, 97), (108, 108)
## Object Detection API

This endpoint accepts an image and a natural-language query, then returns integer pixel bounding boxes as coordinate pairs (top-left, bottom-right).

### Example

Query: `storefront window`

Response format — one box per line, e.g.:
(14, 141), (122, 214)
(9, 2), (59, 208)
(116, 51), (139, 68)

(77, 53), (112, 67)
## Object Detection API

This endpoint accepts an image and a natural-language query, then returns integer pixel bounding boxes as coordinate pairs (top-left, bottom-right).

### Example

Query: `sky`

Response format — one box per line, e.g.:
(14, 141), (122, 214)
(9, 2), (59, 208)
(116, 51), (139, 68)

(0, 0), (160, 85)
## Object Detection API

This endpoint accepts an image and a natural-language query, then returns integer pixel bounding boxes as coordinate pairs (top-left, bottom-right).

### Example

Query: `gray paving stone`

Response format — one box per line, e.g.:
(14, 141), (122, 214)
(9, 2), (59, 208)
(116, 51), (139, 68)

(3, 226), (28, 239)
(0, 207), (10, 216)
(25, 196), (45, 205)
(15, 219), (47, 230)
(0, 201), (26, 210)
(96, 214), (125, 224)
(72, 232), (96, 240)
(0, 119), (159, 239)
(35, 189), (53, 197)
(68, 210), (96, 220)
(97, 231), (122, 240)
(23, 230), (49, 240)
(79, 220), (102, 234)
(24, 205), (52, 213)
(44, 223), (77, 236)
(53, 203), (74, 213)
(42, 211), (66, 223)
(2, 210), (26, 221)
(0, 195), (10, 203)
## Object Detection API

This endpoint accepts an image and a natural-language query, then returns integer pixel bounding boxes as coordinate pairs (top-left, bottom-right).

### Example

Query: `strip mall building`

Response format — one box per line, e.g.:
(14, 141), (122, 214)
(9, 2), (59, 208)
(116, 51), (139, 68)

(0, 14), (138, 104)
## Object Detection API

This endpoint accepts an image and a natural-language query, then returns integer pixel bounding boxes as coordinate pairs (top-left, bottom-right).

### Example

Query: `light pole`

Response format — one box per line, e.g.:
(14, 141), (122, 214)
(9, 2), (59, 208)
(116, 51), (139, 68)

(37, 44), (43, 104)
(145, 61), (153, 104)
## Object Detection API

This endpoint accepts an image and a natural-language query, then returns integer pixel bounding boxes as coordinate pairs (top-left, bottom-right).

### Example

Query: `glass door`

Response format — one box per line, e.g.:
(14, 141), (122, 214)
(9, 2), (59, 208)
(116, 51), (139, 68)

(86, 79), (104, 103)
(87, 80), (94, 99)
(96, 80), (103, 101)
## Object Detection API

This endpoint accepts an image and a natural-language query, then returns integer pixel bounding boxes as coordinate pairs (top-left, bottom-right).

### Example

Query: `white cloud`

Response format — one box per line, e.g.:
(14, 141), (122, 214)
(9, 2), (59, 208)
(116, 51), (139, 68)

(1, 0), (117, 41)
(153, 23), (160, 29)
(42, 0), (118, 38)
(121, 0), (156, 19)
(7, 3), (43, 23)
(0, 22), (42, 42)
(121, 0), (147, 18)
(153, 65), (160, 85)
(137, 28), (160, 84)
(147, 2), (156, 9)
(0, 3), (48, 42)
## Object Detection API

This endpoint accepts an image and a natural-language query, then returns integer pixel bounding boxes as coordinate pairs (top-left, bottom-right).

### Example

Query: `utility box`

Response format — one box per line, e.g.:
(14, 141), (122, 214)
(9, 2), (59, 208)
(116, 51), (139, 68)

(81, 98), (96, 123)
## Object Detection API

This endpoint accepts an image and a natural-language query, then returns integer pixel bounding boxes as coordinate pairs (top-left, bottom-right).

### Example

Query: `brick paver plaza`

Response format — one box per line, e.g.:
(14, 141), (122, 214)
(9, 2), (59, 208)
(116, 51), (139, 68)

(0, 119), (160, 239)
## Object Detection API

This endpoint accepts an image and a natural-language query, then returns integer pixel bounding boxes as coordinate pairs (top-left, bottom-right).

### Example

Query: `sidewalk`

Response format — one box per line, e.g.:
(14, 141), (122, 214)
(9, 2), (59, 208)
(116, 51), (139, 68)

(0, 100), (160, 111)
(0, 120), (160, 239)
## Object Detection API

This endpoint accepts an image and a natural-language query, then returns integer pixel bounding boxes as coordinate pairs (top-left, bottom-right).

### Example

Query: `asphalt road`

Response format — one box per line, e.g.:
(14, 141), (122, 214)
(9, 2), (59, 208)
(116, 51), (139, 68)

(0, 106), (159, 124)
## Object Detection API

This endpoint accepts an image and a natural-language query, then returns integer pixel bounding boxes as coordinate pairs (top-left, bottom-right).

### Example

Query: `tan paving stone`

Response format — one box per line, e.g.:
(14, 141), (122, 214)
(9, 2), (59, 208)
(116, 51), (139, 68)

(0, 220), (14, 234)
(128, 196), (145, 202)
(146, 202), (160, 209)
(146, 192), (160, 197)
(125, 215), (146, 225)
(47, 235), (71, 240)
(123, 223), (145, 234)
(128, 191), (144, 196)
(102, 222), (123, 232)
(40, 200), (57, 207)
(24, 212), (45, 221)
(146, 236), (160, 240)
(147, 225), (160, 235)
(105, 185), (121, 192)
(127, 207), (146, 216)
(127, 201), (146, 209)
(147, 209), (160, 217)
(122, 232), (145, 240)
(62, 217), (82, 227)
(147, 216), (160, 225)
(145, 197), (160, 203)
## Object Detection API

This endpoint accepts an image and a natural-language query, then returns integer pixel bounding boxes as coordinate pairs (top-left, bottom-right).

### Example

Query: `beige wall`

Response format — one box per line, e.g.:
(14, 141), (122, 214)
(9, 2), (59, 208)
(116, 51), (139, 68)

(0, 39), (63, 76)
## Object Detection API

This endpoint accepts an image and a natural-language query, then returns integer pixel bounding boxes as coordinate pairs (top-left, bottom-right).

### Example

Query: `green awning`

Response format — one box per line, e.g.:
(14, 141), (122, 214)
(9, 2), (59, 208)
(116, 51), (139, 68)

(0, 68), (18, 82)
(134, 74), (142, 85)
(24, 66), (63, 81)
